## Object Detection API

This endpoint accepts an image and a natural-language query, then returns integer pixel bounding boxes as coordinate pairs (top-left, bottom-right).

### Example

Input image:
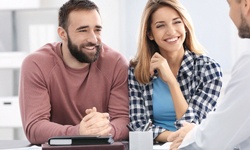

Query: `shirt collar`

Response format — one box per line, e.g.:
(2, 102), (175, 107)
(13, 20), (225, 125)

(178, 49), (196, 77)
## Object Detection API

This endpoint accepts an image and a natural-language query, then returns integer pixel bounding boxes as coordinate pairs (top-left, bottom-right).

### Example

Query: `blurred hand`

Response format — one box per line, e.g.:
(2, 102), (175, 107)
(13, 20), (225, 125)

(168, 122), (195, 149)
(79, 107), (112, 136)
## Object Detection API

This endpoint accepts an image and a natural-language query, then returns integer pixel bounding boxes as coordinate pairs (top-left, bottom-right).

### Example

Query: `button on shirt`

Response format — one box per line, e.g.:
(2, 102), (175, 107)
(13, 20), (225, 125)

(128, 49), (223, 139)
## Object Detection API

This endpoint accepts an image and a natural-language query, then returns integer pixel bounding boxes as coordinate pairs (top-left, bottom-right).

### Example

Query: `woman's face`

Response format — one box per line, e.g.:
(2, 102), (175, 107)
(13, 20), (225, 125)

(148, 6), (186, 54)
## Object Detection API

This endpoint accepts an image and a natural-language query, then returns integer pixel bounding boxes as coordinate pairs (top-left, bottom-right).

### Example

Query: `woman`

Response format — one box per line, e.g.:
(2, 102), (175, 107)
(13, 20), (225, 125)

(128, 0), (223, 143)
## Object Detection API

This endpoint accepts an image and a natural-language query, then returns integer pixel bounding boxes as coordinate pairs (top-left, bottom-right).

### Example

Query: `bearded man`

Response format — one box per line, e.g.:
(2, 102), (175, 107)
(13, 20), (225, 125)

(19, 0), (129, 145)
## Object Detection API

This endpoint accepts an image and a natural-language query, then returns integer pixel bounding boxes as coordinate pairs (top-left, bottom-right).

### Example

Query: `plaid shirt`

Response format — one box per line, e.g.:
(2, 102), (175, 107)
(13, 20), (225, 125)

(128, 50), (223, 139)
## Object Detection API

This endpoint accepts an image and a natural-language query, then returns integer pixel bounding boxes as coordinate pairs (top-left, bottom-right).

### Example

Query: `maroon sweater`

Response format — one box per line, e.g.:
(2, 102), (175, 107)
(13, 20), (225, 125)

(19, 42), (129, 144)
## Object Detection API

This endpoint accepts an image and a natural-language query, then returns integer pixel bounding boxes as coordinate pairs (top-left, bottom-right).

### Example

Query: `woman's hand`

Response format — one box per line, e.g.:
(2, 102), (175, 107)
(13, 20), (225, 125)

(150, 52), (175, 83)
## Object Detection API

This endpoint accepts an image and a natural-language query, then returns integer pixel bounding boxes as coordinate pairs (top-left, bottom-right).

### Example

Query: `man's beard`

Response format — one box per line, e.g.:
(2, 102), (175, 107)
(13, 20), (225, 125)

(238, 14), (250, 39)
(67, 35), (101, 63)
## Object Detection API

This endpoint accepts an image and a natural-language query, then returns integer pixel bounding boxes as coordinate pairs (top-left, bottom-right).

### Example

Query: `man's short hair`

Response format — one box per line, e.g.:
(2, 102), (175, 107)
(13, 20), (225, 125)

(58, 0), (99, 30)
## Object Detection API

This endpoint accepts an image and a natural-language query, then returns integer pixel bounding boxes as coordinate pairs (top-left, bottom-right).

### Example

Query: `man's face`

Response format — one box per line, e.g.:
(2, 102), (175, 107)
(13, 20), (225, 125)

(66, 9), (102, 63)
(227, 0), (250, 38)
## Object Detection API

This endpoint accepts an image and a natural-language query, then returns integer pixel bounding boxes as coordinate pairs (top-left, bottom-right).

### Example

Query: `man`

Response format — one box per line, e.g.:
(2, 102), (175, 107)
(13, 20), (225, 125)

(19, 0), (129, 144)
(167, 0), (250, 149)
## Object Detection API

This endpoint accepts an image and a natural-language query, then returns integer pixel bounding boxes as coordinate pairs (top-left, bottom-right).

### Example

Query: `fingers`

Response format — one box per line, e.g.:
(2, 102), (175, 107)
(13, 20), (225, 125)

(149, 66), (155, 77)
(169, 133), (185, 150)
(150, 52), (162, 64)
(168, 122), (191, 142)
(150, 52), (169, 78)
(84, 107), (109, 121)
(96, 125), (112, 136)
(80, 124), (111, 136)
(80, 108), (111, 136)
(169, 122), (196, 149)
(152, 52), (161, 58)
(150, 52), (161, 76)
(80, 118), (111, 135)
(85, 107), (97, 114)
(82, 111), (109, 123)
(170, 139), (182, 150)
(167, 131), (180, 142)
(83, 113), (110, 127)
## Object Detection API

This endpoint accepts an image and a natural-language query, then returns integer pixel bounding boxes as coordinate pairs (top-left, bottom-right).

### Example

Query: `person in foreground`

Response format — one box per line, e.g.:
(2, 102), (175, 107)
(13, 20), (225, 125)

(168, 0), (250, 149)
(19, 0), (129, 144)
(128, 0), (223, 143)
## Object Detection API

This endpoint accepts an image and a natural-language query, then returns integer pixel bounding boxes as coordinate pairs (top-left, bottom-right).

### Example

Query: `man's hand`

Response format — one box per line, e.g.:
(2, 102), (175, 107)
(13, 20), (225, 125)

(79, 107), (112, 136)
(167, 122), (195, 149)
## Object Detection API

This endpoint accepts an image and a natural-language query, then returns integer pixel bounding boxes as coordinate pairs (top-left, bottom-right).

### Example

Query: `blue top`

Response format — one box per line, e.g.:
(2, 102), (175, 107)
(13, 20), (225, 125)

(153, 77), (177, 131)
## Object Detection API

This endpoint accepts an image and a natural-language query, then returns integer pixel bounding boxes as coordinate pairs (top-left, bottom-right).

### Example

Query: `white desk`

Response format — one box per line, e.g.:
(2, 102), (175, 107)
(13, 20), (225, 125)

(153, 142), (172, 150)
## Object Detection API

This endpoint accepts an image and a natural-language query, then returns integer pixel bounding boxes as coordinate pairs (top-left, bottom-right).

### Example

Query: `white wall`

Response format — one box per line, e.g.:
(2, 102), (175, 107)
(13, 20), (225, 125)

(179, 0), (235, 73)
(93, 0), (147, 60)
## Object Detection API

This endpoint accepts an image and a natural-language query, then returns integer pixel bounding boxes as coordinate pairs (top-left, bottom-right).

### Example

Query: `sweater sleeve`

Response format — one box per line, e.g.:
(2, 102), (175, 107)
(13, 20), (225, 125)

(107, 54), (130, 141)
(19, 54), (80, 144)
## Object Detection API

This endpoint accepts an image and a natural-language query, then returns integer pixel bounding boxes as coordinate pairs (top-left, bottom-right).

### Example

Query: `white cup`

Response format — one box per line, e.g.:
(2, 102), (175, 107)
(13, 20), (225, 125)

(129, 131), (153, 150)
